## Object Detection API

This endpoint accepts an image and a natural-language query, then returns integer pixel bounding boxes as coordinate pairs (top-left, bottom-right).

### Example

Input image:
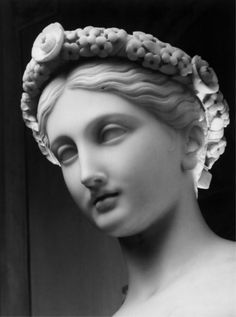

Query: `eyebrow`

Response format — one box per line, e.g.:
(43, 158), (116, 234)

(49, 112), (139, 151)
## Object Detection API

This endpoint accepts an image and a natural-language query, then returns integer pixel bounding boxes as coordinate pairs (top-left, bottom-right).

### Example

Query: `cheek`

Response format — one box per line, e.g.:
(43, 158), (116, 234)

(116, 136), (181, 207)
(62, 167), (87, 208)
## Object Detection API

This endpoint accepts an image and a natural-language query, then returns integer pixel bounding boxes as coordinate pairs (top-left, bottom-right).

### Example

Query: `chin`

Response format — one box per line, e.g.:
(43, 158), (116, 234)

(90, 206), (135, 237)
(96, 218), (151, 238)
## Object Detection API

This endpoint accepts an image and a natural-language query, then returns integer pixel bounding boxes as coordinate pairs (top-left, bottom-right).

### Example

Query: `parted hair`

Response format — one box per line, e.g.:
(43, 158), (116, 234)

(37, 60), (207, 187)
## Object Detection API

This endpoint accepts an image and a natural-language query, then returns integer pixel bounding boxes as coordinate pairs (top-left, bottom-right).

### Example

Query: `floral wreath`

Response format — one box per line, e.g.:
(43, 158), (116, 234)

(21, 22), (230, 189)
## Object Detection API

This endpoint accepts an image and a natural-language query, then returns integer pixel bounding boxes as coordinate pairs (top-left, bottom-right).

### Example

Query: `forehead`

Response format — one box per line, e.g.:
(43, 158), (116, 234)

(46, 88), (152, 140)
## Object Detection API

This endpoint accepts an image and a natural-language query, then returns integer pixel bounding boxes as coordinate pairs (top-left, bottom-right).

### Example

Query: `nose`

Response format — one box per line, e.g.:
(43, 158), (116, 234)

(79, 151), (107, 190)
(81, 172), (107, 190)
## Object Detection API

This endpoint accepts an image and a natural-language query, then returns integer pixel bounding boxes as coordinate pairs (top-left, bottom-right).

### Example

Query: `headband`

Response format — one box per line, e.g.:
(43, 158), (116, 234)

(20, 22), (229, 188)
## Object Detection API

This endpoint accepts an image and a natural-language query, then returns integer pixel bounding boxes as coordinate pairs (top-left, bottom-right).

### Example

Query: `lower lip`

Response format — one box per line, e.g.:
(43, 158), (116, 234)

(95, 195), (118, 213)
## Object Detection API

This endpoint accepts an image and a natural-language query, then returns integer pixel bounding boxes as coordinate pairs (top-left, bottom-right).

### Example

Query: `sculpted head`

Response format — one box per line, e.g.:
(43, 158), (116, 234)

(38, 61), (205, 235)
(38, 60), (206, 189)
(20, 24), (230, 234)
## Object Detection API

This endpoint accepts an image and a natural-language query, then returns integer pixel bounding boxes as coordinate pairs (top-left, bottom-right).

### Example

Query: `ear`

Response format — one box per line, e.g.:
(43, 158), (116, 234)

(181, 123), (205, 171)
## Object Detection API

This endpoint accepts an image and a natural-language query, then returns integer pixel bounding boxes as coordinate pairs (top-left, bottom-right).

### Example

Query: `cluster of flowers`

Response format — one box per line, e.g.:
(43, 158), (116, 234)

(204, 92), (229, 169)
(21, 23), (230, 175)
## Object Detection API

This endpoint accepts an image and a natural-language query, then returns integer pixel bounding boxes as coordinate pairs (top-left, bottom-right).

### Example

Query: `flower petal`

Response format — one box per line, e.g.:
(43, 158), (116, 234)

(32, 22), (64, 62)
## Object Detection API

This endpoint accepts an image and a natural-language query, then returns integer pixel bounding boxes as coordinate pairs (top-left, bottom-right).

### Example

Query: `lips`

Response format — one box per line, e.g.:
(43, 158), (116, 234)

(92, 192), (119, 213)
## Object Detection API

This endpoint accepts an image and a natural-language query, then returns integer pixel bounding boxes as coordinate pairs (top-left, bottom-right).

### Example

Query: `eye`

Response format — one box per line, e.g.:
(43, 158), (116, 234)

(100, 124), (127, 143)
(56, 144), (78, 165)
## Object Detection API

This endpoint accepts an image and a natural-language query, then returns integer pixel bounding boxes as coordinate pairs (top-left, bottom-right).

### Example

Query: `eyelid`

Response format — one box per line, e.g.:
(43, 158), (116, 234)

(56, 144), (78, 165)
(102, 123), (127, 132)
(57, 144), (72, 155)
(100, 123), (127, 142)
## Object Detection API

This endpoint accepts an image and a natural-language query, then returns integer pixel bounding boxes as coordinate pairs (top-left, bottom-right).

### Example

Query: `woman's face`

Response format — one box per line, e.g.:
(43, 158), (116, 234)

(46, 88), (184, 237)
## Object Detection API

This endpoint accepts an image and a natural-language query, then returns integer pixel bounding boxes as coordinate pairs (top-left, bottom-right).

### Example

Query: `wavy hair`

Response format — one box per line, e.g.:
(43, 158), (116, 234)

(37, 60), (207, 187)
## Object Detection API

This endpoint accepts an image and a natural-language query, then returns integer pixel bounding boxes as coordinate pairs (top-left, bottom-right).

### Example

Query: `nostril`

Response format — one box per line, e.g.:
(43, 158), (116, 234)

(81, 173), (107, 189)
(93, 177), (104, 183)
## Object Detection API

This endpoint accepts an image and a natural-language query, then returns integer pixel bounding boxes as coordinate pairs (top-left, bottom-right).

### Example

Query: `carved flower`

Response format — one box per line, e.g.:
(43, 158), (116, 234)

(208, 140), (226, 159)
(143, 53), (161, 70)
(90, 42), (113, 58)
(61, 42), (80, 60)
(192, 55), (219, 95)
(20, 93), (31, 111)
(126, 39), (143, 61)
(133, 31), (155, 43)
(32, 23), (64, 62)
(105, 30), (119, 43)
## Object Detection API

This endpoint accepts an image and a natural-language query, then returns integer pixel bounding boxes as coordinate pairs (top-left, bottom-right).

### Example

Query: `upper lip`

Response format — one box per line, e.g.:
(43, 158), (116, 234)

(91, 190), (119, 205)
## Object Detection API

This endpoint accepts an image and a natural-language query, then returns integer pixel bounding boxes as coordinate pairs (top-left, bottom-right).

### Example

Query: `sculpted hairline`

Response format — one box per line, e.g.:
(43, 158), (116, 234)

(38, 61), (200, 135)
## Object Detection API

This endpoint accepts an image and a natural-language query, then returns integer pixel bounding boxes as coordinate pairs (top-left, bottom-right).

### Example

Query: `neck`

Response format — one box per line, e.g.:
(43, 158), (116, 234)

(118, 187), (217, 306)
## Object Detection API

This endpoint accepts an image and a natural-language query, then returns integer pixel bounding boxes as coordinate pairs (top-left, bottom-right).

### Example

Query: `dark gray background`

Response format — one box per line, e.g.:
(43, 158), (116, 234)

(0, 0), (235, 316)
